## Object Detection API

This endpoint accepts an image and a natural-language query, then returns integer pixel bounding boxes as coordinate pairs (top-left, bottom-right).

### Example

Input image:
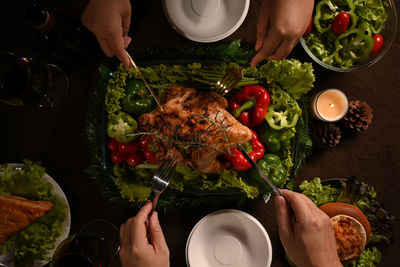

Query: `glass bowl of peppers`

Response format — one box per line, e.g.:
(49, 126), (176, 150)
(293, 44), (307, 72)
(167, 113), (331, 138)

(300, 0), (397, 72)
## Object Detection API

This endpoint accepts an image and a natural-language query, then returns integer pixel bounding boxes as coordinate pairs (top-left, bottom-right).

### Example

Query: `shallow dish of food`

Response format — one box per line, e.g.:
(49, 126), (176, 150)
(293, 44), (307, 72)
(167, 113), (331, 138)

(301, 0), (397, 71)
(299, 176), (394, 266)
(0, 161), (70, 267)
(185, 209), (272, 267)
(90, 56), (315, 205)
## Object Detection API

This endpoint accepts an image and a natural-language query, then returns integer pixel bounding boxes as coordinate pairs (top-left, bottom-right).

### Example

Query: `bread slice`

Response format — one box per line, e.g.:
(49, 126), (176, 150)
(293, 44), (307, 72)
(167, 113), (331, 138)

(0, 195), (54, 243)
(331, 214), (367, 262)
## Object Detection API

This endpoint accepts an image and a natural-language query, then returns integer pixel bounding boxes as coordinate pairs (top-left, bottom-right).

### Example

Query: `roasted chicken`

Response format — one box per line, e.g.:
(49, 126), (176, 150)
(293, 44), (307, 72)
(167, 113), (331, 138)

(138, 86), (253, 173)
(0, 195), (54, 243)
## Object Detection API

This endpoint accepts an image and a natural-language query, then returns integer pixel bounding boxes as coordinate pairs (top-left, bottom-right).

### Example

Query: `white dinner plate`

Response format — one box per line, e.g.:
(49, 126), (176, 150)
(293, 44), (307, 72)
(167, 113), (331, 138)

(163, 0), (250, 42)
(0, 163), (71, 267)
(186, 209), (272, 267)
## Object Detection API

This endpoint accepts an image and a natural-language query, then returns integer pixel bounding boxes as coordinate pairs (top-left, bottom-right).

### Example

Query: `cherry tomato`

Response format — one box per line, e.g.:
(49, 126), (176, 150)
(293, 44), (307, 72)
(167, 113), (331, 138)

(371, 34), (383, 54)
(119, 140), (141, 154)
(304, 16), (313, 35)
(144, 150), (160, 164)
(111, 151), (126, 165)
(108, 138), (119, 152)
(126, 152), (145, 168)
(140, 135), (151, 149)
(332, 12), (350, 34)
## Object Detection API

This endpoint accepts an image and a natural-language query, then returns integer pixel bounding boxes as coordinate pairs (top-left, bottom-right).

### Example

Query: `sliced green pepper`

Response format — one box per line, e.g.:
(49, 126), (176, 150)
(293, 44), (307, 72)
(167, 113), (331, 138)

(314, 0), (338, 33)
(107, 113), (137, 142)
(250, 154), (287, 190)
(265, 104), (300, 130)
(332, 28), (374, 67)
(122, 79), (155, 116)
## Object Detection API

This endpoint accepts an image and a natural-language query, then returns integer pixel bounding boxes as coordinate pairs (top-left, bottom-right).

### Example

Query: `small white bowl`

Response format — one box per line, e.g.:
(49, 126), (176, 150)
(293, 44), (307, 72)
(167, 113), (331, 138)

(186, 209), (272, 267)
(163, 0), (250, 42)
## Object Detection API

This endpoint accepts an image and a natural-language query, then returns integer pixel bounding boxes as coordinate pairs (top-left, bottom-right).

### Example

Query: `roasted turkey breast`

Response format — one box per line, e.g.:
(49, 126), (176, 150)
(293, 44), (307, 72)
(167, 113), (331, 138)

(138, 86), (252, 173)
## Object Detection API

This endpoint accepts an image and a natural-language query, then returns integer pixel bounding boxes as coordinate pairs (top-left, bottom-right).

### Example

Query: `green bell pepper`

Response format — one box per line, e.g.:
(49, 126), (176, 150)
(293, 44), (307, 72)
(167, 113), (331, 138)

(122, 79), (155, 116)
(250, 154), (287, 190)
(265, 104), (300, 130)
(107, 112), (137, 142)
(332, 28), (374, 67)
(314, 0), (338, 33)
(259, 127), (296, 154)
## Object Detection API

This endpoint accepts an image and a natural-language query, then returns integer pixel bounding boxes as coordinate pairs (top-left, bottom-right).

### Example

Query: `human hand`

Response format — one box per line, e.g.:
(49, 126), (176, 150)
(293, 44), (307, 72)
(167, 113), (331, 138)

(275, 189), (341, 267)
(82, 0), (132, 69)
(119, 201), (170, 267)
(251, 0), (314, 66)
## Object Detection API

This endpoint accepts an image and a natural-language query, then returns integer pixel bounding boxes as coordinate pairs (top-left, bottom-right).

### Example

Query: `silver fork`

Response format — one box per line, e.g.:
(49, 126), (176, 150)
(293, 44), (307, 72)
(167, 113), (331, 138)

(212, 55), (254, 96)
(151, 156), (178, 213)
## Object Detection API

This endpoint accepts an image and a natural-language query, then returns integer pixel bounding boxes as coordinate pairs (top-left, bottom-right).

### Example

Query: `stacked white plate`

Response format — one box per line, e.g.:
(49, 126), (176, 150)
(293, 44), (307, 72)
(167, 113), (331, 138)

(186, 209), (272, 267)
(163, 0), (250, 42)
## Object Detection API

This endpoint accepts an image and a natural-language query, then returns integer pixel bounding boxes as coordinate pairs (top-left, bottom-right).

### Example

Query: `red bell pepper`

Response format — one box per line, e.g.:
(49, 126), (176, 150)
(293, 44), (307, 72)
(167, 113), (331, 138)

(225, 129), (265, 171)
(229, 85), (270, 128)
(140, 135), (161, 164)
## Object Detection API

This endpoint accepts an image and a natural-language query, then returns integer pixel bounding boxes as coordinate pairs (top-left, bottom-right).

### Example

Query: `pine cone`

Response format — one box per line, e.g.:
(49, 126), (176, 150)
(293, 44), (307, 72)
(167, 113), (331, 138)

(318, 123), (341, 148)
(343, 100), (373, 132)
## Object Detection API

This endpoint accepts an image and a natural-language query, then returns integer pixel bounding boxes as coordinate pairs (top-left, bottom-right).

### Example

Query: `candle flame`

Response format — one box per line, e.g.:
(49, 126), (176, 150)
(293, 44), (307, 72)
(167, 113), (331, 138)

(329, 103), (335, 108)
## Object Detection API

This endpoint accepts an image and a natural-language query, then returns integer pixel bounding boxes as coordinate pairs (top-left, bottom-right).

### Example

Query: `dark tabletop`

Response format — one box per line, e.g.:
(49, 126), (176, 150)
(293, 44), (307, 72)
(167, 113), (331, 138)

(1, 0), (399, 266)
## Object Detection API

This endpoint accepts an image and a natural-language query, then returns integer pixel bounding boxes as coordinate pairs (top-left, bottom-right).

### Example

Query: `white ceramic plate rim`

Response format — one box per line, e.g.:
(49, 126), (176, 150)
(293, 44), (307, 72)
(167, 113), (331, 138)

(163, 0), (250, 43)
(0, 163), (71, 267)
(185, 209), (272, 267)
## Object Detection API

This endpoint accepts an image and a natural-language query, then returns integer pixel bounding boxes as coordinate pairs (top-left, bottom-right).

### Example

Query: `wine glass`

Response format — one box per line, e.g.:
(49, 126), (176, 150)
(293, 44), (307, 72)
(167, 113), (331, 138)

(0, 50), (69, 108)
(51, 220), (120, 267)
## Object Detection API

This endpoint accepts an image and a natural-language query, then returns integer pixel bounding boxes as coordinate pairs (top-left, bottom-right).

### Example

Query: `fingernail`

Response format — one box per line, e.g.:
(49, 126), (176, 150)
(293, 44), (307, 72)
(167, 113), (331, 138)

(145, 200), (151, 205)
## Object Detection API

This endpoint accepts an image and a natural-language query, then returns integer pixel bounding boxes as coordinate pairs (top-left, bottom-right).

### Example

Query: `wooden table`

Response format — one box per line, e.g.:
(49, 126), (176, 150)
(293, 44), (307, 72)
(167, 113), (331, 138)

(0, 0), (399, 266)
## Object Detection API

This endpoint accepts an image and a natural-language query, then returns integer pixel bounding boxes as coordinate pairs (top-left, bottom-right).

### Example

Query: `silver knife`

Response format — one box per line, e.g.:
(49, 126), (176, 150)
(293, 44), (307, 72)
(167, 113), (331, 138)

(237, 144), (283, 196)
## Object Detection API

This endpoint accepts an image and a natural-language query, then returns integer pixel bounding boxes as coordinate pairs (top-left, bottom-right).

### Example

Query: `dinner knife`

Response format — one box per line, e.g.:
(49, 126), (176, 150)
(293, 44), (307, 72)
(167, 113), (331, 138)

(237, 144), (283, 196)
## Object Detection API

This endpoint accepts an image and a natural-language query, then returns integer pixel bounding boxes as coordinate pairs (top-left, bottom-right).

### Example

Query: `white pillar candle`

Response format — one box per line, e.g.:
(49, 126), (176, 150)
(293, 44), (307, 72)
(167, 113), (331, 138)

(311, 89), (349, 122)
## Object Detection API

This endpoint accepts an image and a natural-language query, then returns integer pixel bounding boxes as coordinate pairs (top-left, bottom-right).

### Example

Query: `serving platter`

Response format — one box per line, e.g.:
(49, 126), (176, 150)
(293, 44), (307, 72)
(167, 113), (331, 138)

(99, 59), (271, 196)
(87, 52), (314, 206)
(0, 163), (71, 267)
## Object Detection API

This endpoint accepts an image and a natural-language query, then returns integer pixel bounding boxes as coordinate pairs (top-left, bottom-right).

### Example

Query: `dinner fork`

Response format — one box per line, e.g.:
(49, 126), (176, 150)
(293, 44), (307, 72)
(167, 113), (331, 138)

(151, 156), (178, 213)
(212, 53), (255, 96)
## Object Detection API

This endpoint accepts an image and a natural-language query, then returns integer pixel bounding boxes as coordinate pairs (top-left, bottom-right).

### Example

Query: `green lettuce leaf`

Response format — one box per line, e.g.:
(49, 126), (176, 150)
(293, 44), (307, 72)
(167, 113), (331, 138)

(299, 177), (340, 206)
(345, 247), (382, 267)
(258, 59), (315, 100)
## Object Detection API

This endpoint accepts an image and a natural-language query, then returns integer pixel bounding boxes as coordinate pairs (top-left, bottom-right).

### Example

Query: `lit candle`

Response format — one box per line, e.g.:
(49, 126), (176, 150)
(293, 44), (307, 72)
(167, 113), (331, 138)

(311, 89), (348, 122)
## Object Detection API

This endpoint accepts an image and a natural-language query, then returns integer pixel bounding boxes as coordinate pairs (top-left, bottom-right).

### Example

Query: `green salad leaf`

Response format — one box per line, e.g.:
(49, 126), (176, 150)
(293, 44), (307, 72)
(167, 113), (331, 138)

(0, 160), (67, 266)
(299, 177), (340, 206)
(258, 60), (315, 100)
(345, 247), (382, 267)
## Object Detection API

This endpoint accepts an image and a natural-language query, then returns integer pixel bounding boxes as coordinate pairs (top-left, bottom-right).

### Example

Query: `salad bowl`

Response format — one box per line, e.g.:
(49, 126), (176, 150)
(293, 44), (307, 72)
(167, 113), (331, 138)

(301, 0), (397, 72)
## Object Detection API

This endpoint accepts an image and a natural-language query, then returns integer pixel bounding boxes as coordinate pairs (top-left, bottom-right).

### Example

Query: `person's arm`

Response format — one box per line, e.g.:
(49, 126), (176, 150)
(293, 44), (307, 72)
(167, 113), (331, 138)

(119, 201), (170, 267)
(81, 0), (132, 69)
(275, 189), (342, 267)
(251, 0), (314, 66)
